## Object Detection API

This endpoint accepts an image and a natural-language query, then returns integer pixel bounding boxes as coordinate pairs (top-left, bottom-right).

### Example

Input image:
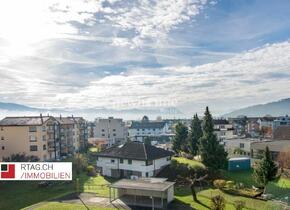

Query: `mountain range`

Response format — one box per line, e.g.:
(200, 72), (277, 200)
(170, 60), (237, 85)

(0, 102), (184, 120)
(223, 98), (290, 117)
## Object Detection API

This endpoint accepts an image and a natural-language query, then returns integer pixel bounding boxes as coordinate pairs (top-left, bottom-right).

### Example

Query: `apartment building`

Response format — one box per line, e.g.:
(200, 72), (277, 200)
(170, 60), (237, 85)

(128, 116), (170, 142)
(94, 117), (127, 146)
(96, 141), (174, 178)
(55, 117), (74, 156)
(0, 115), (60, 161)
(68, 116), (88, 152)
(213, 119), (235, 141)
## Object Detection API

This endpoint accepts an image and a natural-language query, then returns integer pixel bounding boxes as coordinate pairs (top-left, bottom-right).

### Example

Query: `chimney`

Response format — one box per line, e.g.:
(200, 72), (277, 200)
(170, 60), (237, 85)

(40, 113), (43, 123)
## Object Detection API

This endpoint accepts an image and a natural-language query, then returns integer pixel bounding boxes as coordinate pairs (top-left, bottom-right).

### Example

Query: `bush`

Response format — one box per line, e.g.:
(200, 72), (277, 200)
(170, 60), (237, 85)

(226, 181), (235, 188)
(233, 200), (245, 210)
(87, 165), (96, 176)
(211, 195), (226, 210)
(213, 179), (227, 189)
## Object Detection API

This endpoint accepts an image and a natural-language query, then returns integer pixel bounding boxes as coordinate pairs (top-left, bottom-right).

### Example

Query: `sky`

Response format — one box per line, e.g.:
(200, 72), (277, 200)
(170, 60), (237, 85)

(0, 0), (290, 116)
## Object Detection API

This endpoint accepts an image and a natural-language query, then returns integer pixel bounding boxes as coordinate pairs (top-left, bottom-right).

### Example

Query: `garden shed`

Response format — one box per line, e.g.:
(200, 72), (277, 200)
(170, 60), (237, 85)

(228, 157), (251, 171)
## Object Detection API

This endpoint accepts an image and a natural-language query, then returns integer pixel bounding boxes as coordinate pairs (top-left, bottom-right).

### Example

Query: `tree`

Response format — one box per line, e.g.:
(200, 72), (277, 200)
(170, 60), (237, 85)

(199, 107), (228, 170)
(253, 146), (278, 193)
(172, 122), (188, 153)
(188, 114), (203, 156)
(3, 153), (39, 162)
(144, 136), (151, 145)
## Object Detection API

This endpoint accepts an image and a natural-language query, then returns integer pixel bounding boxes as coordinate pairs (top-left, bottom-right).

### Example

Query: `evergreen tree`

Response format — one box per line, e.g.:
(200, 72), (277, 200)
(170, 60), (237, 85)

(188, 114), (203, 156)
(144, 136), (151, 145)
(199, 107), (228, 170)
(253, 146), (278, 193)
(173, 122), (188, 153)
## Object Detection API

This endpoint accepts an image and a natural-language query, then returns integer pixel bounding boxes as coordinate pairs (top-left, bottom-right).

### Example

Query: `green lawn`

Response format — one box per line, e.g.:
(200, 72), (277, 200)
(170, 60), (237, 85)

(0, 172), (116, 210)
(77, 172), (116, 197)
(173, 186), (282, 210)
(173, 157), (206, 170)
(0, 181), (74, 210)
(32, 202), (117, 210)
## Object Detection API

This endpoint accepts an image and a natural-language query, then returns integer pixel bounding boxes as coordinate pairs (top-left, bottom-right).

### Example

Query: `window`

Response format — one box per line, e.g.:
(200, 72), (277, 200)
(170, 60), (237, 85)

(102, 129), (105, 132)
(137, 129), (139, 131)
(96, 156), (98, 161)
(29, 126), (37, 132)
(42, 126), (46, 132)
(0, 127), (3, 131)
(30, 145), (38, 151)
(102, 134), (105, 137)
(240, 143), (245, 148)
(113, 129), (116, 132)
(1, 146), (4, 150)
(29, 136), (37, 142)
(1, 136), (4, 140)
(43, 144), (47, 150)
(142, 129), (145, 131)
(42, 135), (46, 141)
(146, 160), (153, 166)
(128, 159), (132, 165)
(153, 128), (155, 131)
(146, 172), (149, 177)
(111, 159), (115, 163)
(120, 158), (124, 163)
(113, 133), (116, 136)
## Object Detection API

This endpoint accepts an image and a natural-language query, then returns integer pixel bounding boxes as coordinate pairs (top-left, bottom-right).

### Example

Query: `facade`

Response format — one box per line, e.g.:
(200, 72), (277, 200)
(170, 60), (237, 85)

(273, 115), (290, 129)
(0, 115), (88, 161)
(251, 140), (290, 160)
(96, 141), (174, 178)
(0, 115), (60, 161)
(68, 116), (88, 152)
(128, 116), (170, 142)
(94, 117), (127, 146)
(109, 178), (175, 209)
(223, 138), (259, 157)
(213, 119), (235, 141)
(273, 126), (290, 140)
(55, 117), (74, 156)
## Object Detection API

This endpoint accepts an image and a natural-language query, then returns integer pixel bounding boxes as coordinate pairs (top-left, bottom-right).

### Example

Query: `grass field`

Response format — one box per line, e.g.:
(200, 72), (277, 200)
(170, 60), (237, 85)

(174, 186), (282, 210)
(0, 172), (116, 210)
(173, 157), (206, 170)
(32, 202), (117, 210)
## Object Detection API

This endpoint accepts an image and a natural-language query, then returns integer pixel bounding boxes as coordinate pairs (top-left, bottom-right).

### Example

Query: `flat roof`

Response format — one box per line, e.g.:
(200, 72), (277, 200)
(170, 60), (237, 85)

(110, 178), (175, 192)
(229, 157), (250, 161)
(251, 140), (290, 152)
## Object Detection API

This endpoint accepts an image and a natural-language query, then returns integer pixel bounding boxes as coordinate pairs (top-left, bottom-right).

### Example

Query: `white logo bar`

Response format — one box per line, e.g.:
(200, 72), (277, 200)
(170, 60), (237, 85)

(0, 162), (72, 181)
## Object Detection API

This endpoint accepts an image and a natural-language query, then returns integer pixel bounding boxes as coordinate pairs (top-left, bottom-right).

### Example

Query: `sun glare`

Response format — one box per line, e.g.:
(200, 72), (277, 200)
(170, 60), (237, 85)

(0, 0), (69, 57)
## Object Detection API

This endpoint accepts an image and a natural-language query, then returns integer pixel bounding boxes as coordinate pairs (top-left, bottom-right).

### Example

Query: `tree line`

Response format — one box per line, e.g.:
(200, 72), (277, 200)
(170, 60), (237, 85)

(172, 106), (228, 170)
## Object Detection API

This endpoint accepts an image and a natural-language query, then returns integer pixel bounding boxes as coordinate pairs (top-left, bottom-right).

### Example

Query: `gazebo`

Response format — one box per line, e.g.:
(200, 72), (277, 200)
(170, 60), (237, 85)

(109, 178), (175, 209)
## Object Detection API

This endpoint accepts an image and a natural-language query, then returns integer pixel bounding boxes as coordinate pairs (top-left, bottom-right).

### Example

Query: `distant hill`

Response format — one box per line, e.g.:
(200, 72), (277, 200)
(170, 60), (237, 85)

(223, 98), (290, 117)
(0, 102), (41, 111)
(0, 102), (184, 120)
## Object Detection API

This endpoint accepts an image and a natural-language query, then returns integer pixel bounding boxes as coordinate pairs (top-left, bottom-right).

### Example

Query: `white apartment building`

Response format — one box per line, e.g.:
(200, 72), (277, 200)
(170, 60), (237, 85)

(94, 117), (127, 146)
(96, 141), (173, 178)
(273, 115), (290, 129)
(128, 116), (170, 142)
(213, 119), (235, 141)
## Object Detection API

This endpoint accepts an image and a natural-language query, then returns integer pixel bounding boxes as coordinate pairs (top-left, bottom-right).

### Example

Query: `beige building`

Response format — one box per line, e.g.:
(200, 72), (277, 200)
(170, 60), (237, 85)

(94, 117), (127, 146)
(0, 115), (60, 161)
(0, 115), (88, 161)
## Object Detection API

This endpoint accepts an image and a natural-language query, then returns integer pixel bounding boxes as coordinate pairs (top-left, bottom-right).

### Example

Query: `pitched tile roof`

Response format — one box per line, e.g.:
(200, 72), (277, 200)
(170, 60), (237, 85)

(0, 116), (52, 126)
(96, 141), (174, 161)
